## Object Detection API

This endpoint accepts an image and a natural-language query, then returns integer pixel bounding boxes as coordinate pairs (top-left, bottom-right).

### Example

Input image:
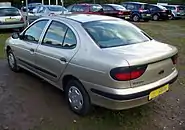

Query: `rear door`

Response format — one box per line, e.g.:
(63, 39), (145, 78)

(0, 8), (23, 24)
(102, 5), (116, 16)
(35, 20), (79, 81)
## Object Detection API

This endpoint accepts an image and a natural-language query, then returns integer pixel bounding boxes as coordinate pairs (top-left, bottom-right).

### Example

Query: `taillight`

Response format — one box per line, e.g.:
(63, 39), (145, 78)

(177, 8), (180, 12)
(20, 17), (24, 22)
(139, 8), (144, 12)
(171, 54), (178, 64)
(118, 11), (123, 14)
(110, 65), (147, 81)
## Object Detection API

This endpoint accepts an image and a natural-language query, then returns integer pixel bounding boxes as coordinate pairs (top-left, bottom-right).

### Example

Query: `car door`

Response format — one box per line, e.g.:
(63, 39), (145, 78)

(35, 20), (78, 82)
(13, 20), (49, 71)
(102, 5), (115, 16)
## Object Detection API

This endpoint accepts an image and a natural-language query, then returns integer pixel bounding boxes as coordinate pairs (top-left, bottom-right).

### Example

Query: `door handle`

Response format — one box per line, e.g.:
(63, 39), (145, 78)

(30, 48), (34, 52)
(60, 57), (67, 63)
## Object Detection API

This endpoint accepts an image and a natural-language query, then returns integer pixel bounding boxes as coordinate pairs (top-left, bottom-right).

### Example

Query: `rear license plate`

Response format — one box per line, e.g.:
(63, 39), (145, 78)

(147, 14), (151, 16)
(5, 18), (18, 22)
(149, 84), (169, 100)
(125, 16), (130, 19)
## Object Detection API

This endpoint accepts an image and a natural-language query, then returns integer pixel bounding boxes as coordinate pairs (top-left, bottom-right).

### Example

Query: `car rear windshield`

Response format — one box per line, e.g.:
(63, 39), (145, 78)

(83, 20), (151, 48)
(164, 6), (176, 10)
(0, 8), (20, 16)
(178, 6), (185, 10)
(48, 6), (67, 12)
(111, 4), (126, 10)
(90, 4), (103, 12)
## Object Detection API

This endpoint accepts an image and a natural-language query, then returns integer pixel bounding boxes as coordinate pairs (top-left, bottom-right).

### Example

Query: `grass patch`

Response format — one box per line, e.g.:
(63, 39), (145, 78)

(0, 33), (10, 59)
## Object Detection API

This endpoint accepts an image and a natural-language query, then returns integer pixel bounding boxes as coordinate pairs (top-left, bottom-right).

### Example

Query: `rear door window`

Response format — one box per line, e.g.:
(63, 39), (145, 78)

(90, 5), (103, 12)
(178, 6), (185, 10)
(127, 4), (135, 10)
(0, 8), (20, 16)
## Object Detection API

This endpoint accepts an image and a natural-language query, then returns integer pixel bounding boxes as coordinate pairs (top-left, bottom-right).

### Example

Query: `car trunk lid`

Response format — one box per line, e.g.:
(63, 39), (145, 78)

(105, 40), (178, 88)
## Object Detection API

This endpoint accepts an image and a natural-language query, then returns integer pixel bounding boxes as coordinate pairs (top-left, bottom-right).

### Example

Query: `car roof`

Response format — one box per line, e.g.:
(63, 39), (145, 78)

(104, 4), (122, 6)
(39, 5), (64, 8)
(0, 6), (17, 9)
(123, 2), (147, 5)
(51, 14), (119, 23)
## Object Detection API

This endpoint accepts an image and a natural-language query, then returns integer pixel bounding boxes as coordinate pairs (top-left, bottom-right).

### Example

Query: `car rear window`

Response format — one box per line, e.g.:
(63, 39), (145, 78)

(48, 6), (67, 12)
(0, 8), (20, 16)
(83, 20), (151, 48)
(164, 6), (176, 10)
(178, 6), (185, 10)
(111, 4), (126, 10)
(90, 4), (103, 12)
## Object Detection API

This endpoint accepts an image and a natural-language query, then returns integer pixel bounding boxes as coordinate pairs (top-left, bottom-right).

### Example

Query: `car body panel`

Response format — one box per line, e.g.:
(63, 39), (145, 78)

(5, 14), (178, 110)
(121, 2), (151, 20)
(102, 4), (131, 20)
(0, 7), (25, 29)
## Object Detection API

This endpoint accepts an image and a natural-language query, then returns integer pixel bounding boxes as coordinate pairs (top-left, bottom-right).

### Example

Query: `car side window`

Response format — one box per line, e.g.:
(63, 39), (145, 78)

(150, 6), (158, 11)
(38, 6), (44, 13)
(103, 5), (114, 11)
(127, 4), (135, 10)
(63, 28), (77, 49)
(42, 21), (68, 48)
(21, 20), (48, 43)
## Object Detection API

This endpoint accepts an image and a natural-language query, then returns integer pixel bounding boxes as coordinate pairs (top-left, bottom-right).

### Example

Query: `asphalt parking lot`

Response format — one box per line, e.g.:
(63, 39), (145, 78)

(0, 20), (185, 130)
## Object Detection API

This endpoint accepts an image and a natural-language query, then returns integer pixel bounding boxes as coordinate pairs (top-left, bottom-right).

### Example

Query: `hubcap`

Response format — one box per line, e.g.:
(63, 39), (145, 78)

(8, 53), (15, 68)
(68, 86), (83, 110)
(153, 15), (158, 20)
(133, 16), (139, 21)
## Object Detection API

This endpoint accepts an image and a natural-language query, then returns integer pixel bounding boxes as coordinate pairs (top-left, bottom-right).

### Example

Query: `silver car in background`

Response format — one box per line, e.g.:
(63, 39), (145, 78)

(5, 14), (178, 116)
(0, 6), (25, 29)
(29, 5), (69, 22)
(163, 5), (185, 19)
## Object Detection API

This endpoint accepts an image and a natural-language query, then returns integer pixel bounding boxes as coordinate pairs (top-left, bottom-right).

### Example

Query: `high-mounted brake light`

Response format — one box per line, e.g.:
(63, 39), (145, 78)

(110, 65), (147, 81)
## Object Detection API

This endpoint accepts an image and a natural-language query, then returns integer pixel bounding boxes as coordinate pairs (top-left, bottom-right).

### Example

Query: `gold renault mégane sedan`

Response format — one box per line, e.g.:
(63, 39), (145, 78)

(5, 14), (178, 116)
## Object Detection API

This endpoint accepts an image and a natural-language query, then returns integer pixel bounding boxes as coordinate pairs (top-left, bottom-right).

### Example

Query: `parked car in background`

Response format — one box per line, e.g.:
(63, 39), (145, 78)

(121, 2), (151, 22)
(145, 4), (171, 21)
(5, 14), (178, 116)
(29, 5), (69, 22)
(21, 3), (42, 13)
(162, 5), (185, 19)
(102, 4), (131, 20)
(0, 6), (25, 30)
(67, 3), (104, 15)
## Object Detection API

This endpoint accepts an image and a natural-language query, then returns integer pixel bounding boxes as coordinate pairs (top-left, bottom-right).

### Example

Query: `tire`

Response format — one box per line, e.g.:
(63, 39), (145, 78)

(7, 49), (20, 72)
(153, 14), (159, 21)
(132, 15), (140, 22)
(169, 14), (174, 20)
(143, 19), (149, 22)
(65, 79), (92, 116)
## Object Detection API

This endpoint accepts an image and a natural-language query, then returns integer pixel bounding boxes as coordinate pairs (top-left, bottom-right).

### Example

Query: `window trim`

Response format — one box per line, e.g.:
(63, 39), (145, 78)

(20, 19), (49, 44)
(41, 20), (77, 49)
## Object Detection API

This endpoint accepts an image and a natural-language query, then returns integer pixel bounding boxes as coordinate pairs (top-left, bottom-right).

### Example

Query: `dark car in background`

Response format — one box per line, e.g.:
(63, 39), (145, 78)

(67, 3), (104, 15)
(102, 4), (131, 20)
(121, 2), (151, 22)
(146, 4), (172, 21)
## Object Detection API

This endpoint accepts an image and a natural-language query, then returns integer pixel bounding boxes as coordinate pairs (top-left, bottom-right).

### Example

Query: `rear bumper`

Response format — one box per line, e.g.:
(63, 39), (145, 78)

(83, 69), (178, 110)
(0, 23), (25, 29)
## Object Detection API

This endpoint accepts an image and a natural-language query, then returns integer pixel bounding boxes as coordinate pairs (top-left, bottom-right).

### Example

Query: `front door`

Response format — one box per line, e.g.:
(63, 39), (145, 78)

(14, 20), (49, 71)
(35, 20), (78, 82)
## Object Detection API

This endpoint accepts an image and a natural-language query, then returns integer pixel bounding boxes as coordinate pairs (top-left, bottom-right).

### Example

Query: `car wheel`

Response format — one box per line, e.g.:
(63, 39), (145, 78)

(7, 50), (20, 72)
(153, 14), (159, 21)
(169, 14), (174, 20)
(65, 79), (92, 116)
(132, 15), (140, 22)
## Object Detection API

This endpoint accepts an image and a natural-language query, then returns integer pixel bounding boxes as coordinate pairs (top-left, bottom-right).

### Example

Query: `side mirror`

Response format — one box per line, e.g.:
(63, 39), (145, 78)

(12, 33), (19, 39)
